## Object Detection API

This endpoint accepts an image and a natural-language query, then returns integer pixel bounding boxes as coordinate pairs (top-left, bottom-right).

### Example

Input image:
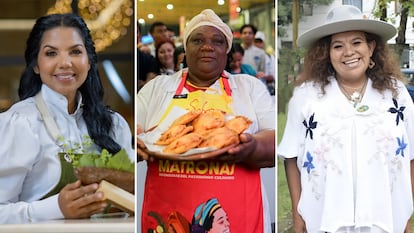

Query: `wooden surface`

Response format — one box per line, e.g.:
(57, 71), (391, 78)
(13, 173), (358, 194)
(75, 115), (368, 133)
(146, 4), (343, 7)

(0, 217), (135, 233)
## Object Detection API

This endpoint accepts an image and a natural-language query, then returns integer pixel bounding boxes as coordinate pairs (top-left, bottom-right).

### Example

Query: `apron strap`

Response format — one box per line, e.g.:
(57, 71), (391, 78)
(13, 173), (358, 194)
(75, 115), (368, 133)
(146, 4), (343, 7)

(174, 72), (187, 96)
(35, 92), (78, 199)
(221, 75), (232, 96)
(35, 92), (63, 147)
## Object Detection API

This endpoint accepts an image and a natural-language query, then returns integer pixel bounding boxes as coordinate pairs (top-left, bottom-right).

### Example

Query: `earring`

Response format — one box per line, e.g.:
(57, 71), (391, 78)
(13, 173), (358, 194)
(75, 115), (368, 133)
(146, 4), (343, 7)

(369, 58), (375, 69)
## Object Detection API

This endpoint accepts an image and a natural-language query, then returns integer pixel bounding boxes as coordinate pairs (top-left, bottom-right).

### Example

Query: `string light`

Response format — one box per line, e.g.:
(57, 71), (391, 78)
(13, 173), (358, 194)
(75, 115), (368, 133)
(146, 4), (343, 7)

(47, 0), (133, 52)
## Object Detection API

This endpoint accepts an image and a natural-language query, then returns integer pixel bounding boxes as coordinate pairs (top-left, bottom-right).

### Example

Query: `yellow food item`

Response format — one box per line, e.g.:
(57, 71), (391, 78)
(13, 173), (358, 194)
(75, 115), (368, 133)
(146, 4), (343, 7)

(155, 124), (194, 145)
(163, 132), (203, 154)
(171, 110), (202, 126)
(155, 110), (252, 154)
(225, 116), (252, 134)
(198, 127), (240, 149)
(192, 109), (225, 133)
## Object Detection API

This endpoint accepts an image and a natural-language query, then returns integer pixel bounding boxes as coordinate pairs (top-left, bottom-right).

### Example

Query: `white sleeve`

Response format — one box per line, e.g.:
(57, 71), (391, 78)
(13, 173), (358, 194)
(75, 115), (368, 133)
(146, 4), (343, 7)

(0, 112), (64, 223)
(397, 81), (414, 161)
(0, 195), (63, 223)
(278, 86), (307, 159)
(112, 112), (135, 162)
(252, 79), (275, 130)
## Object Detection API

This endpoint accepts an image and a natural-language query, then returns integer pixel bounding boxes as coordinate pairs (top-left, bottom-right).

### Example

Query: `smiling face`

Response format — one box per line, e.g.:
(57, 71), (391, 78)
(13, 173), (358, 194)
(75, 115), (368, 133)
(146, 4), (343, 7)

(230, 51), (243, 71)
(34, 26), (90, 103)
(185, 26), (228, 86)
(329, 31), (376, 84)
(208, 208), (230, 233)
(157, 42), (175, 69)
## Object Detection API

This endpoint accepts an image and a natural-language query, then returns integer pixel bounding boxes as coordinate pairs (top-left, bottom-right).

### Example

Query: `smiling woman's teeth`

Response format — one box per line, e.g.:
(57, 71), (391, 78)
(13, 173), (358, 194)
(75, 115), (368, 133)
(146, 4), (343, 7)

(56, 75), (73, 79)
(344, 59), (359, 65)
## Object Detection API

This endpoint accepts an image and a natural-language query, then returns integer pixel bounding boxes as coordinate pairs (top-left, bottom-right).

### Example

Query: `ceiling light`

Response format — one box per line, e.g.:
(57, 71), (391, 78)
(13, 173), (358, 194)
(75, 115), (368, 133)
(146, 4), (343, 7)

(218, 0), (225, 6)
(147, 14), (154, 19)
(138, 18), (145, 24)
(166, 4), (173, 10)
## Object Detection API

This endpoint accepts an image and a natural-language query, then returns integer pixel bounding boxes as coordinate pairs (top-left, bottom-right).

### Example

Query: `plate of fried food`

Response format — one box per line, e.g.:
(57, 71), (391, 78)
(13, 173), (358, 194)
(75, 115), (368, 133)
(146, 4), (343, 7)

(138, 108), (252, 160)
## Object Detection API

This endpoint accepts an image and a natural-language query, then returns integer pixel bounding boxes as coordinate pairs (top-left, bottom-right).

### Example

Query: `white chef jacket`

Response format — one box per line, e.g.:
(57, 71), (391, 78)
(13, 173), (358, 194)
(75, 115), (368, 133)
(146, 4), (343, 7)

(0, 85), (134, 224)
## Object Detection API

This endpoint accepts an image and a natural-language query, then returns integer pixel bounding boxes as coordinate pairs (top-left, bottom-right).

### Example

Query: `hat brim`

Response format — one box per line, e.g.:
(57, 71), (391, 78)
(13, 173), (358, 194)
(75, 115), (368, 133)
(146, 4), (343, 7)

(297, 19), (397, 48)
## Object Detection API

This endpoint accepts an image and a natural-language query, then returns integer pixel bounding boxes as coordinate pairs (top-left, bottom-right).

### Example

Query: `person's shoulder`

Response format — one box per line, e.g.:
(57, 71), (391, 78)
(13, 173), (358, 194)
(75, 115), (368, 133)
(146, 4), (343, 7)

(252, 45), (266, 54)
(240, 64), (257, 76)
(140, 71), (182, 92)
(226, 71), (256, 81)
(153, 71), (181, 84)
(6, 98), (36, 116)
(109, 110), (130, 128)
(226, 71), (265, 90)
(0, 98), (39, 130)
(292, 80), (320, 97)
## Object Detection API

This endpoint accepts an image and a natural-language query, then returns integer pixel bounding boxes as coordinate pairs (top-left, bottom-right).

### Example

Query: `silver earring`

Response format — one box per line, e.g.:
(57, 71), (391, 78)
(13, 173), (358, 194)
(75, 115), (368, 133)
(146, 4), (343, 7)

(369, 58), (375, 69)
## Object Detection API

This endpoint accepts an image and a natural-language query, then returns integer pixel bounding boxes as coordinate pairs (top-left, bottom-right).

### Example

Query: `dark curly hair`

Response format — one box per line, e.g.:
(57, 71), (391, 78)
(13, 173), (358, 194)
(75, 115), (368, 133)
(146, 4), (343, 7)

(299, 31), (404, 97)
(18, 13), (121, 154)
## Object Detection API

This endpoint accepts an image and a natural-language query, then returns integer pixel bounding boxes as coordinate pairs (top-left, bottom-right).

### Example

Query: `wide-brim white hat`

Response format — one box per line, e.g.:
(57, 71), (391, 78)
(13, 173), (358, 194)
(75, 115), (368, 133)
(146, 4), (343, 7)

(297, 5), (397, 48)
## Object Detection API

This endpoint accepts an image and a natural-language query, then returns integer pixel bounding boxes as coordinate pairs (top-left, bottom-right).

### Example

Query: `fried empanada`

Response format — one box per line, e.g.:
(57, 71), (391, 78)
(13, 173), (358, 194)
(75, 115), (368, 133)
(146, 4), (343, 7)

(171, 110), (202, 126)
(198, 127), (240, 149)
(163, 132), (203, 154)
(192, 109), (226, 133)
(155, 124), (194, 145)
(225, 116), (252, 134)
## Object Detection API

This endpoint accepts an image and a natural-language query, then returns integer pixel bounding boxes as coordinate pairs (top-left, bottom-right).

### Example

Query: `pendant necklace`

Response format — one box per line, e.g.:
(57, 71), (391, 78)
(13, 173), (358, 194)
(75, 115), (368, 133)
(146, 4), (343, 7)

(338, 78), (369, 111)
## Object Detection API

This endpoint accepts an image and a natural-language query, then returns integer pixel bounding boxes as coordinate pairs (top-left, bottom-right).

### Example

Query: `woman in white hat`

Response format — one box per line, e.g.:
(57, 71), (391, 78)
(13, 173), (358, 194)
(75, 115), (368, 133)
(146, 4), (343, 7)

(137, 9), (275, 233)
(278, 5), (414, 233)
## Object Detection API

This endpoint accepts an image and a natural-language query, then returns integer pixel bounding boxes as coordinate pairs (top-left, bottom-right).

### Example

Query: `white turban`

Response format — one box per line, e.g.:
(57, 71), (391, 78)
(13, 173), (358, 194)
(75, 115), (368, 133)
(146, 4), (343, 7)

(183, 9), (233, 54)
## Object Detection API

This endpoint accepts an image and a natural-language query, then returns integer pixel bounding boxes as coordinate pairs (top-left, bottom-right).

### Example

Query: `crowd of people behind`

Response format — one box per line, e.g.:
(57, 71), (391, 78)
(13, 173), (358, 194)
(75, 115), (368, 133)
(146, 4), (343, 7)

(137, 20), (275, 95)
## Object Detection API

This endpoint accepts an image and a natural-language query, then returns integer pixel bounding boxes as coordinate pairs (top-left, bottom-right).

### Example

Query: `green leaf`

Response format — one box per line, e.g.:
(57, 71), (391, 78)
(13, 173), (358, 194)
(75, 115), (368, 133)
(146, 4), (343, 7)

(78, 153), (96, 167)
(106, 149), (134, 173)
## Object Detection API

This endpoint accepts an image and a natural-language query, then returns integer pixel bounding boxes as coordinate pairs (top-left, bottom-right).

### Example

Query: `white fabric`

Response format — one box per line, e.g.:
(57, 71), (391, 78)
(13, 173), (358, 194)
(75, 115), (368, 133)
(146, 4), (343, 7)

(278, 77), (414, 233)
(137, 69), (275, 233)
(265, 53), (276, 78)
(183, 9), (233, 53)
(0, 85), (134, 224)
(242, 45), (267, 73)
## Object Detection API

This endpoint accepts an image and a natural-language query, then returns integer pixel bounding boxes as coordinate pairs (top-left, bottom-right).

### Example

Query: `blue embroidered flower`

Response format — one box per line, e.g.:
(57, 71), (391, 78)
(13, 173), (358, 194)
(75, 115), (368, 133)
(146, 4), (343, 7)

(303, 113), (317, 140)
(303, 151), (315, 174)
(396, 136), (407, 157)
(388, 98), (405, 126)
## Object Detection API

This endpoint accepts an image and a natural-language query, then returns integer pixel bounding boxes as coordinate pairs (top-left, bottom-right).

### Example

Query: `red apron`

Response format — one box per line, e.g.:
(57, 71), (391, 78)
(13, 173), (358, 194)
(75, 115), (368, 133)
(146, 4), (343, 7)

(141, 72), (264, 233)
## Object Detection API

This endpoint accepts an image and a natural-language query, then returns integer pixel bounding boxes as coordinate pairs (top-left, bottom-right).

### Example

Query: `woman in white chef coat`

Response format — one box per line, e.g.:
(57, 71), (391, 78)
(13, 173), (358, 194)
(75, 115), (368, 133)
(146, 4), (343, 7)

(0, 13), (133, 224)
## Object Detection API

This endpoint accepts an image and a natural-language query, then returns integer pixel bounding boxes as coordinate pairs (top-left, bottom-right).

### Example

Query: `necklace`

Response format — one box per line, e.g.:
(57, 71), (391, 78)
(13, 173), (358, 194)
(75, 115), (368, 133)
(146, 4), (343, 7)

(338, 78), (368, 108)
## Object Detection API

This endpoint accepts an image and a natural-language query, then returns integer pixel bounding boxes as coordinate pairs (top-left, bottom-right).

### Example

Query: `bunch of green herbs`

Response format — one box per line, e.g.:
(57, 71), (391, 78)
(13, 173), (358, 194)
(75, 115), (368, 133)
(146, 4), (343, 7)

(60, 135), (134, 173)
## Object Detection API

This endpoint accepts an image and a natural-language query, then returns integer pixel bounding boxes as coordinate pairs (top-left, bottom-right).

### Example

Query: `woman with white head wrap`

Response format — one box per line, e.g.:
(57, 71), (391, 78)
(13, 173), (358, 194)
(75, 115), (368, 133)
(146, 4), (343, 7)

(137, 9), (275, 233)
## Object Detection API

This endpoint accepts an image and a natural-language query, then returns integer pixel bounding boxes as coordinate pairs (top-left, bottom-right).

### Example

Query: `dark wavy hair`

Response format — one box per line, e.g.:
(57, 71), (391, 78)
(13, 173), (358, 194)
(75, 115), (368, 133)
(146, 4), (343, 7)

(18, 13), (121, 154)
(225, 42), (245, 72)
(300, 31), (404, 97)
(155, 39), (175, 74)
